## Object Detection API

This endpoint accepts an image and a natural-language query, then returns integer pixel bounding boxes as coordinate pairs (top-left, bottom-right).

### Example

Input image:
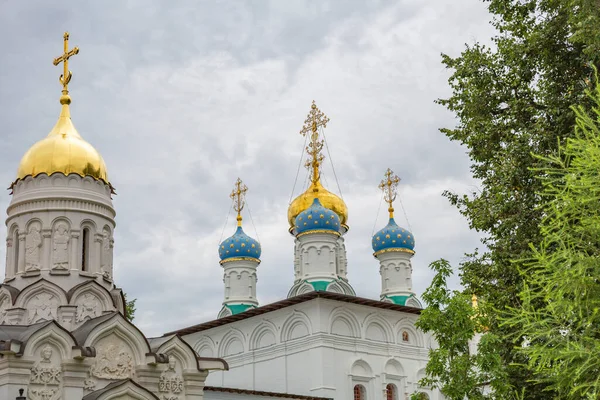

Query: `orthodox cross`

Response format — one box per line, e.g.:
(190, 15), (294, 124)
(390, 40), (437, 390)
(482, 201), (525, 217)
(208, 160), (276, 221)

(300, 101), (330, 189)
(230, 178), (248, 226)
(379, 168), (400, 219)
(52, 32), (80, 94)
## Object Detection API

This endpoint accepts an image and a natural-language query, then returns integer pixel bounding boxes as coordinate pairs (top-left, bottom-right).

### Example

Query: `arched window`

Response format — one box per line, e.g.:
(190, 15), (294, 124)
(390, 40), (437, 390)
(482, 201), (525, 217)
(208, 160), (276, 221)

(13, 229), (19, 274)
(81, 228), (90, 271)
(353, 384), (365, 400)
(386, 384), (396, 400)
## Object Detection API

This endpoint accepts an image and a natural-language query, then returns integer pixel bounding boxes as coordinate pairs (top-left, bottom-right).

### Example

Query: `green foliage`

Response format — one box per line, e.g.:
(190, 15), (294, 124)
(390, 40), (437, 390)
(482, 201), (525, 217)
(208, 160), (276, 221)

(412, 260), (510, 400)
(123, 292), (137, 322)
(505, 77), (600, 399)
(430, 0), (600, 397)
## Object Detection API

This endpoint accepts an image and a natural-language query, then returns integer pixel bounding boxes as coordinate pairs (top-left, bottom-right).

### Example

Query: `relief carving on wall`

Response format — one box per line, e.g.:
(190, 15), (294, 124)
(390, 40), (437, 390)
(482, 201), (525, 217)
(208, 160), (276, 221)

(28, 293), (59, 323)
(52, 223), (70, 270)
(158, 356), (184, 400)
(91, 341), (135, 380)
(100, 228), (113, 279)
(0, 296), (9, 324)
(25, 225), (42, 271)
(76, 293), (101, 322)
(28, 345), (62, 400)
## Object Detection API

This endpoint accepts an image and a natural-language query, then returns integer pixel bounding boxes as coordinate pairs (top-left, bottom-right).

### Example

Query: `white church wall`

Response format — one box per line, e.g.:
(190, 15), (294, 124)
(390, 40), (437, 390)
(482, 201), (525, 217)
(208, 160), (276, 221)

(183, 296), (439, 400)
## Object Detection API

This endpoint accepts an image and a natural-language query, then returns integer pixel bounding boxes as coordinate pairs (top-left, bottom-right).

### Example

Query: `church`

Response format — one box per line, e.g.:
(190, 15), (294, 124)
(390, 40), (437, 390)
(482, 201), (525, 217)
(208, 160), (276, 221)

(0, 33), (441, 400)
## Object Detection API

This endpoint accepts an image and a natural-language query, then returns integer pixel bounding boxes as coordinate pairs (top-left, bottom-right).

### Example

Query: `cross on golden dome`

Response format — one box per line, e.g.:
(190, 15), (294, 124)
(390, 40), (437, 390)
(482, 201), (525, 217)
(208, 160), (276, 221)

(52, 32), (79, 98)
(379, 168), (400, 219)
(300, 101), (330, 191)
(230, 178), (248, 226)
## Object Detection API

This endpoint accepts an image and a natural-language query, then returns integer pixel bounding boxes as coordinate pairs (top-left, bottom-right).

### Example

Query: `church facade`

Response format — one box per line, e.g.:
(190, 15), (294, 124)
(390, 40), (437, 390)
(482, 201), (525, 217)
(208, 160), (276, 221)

(171, 104), (442, 400)
(0, 33), (227, 400)
(1, 33), (441, 400)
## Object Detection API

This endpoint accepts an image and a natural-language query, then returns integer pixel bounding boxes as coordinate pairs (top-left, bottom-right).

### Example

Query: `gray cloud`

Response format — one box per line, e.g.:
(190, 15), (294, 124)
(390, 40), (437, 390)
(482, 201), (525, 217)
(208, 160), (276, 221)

(0, 0), (494, 336)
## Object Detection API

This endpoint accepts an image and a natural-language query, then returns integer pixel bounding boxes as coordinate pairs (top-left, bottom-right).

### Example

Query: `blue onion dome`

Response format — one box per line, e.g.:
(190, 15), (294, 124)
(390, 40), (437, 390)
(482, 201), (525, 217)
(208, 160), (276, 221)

(295, 198), (341, 236)
(219, 226), (261, 262)
(372, 218), (415, 254)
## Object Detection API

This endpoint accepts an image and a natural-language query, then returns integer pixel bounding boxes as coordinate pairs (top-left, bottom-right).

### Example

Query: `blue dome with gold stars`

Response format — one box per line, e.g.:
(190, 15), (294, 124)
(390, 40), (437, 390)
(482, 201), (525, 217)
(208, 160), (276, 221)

(372, 218), (415, 254)
(219, 226), (261, 262)
(295, 198), (340, 235)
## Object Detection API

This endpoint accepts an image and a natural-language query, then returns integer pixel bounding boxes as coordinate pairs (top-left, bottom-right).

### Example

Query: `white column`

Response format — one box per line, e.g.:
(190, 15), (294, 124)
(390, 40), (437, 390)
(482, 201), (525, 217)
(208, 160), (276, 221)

(42, 229), (51, 270)
(17, 233), (25, 273)
(70, 231), (80, 271)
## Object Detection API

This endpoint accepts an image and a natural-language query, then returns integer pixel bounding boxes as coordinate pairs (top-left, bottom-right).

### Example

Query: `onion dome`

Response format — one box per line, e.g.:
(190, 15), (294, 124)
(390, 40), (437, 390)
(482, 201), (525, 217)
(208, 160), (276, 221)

(372, 218), (415, 255)
(372, 168), (414, 255)
(219, 226), (261, 263)
(288, 180), (348, 228)
(16, 96), (109, 184)
(15, 32), (109, 185)
(295, 198), (341, 236)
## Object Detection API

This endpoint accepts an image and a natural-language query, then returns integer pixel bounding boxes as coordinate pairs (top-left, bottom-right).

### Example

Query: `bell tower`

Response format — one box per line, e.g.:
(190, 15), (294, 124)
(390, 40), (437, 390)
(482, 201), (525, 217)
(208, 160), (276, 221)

(1, 32), (124, 329)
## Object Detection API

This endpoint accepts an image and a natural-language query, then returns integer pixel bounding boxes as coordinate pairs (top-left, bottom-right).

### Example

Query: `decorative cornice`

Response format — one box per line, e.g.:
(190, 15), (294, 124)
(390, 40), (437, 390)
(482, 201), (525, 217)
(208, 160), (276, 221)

(219, 257), (261, 265)
(373, 247), (415, 257)
(296, 229), (341, 238)
(7, 197), (116, 221)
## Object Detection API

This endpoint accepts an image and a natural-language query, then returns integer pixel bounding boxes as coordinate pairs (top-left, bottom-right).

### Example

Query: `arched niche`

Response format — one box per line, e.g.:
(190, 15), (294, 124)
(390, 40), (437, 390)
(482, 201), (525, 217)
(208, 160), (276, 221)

(68, 281), (116, 325)
(281, 311), (312, 342)
(50, 217), (72, 271)
(249, 321), (277, 350)
(156, 335), (200, 371)
(15, 279), (68, 324)
(82, 314), (151, 367)
(329, 307), (361, 338)
(22, 321), (76, 360)
(218, 329), (245, 357)
(363, 313), (394, 343)
(193, 336), (216, 358)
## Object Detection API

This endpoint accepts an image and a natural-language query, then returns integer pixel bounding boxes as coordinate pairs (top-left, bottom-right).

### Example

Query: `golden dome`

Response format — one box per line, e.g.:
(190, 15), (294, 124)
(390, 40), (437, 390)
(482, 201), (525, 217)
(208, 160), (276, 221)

(288, 180), (348, 227)
(16, 95), (108, 183)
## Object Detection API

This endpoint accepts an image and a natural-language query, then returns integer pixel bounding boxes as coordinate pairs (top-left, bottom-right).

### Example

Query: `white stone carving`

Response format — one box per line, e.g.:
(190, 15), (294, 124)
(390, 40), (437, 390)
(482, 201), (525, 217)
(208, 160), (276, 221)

(0, 296), (9, 324)
(28, 294), (59, 323)
(83, 372), (96, 392)
(91, 342), (135, 379)
(76, 293), (100, 322)
(101, 228), (113, 272)
(52, 223), (70, 270)
(28, 345), (61, 400)
(158, 356), (184, 400)
(25, 225), (42, 271)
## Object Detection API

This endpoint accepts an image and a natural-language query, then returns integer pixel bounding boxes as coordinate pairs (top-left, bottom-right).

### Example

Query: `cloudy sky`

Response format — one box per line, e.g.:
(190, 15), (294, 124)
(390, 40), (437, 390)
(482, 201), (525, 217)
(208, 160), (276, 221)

(0, 0), (495, 337)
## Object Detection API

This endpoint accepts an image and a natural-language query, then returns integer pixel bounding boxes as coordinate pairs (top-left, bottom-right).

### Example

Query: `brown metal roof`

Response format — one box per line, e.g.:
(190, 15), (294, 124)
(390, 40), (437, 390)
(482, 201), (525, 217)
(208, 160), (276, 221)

(204, 386), (333, 400)
(164, 291), (421, 336)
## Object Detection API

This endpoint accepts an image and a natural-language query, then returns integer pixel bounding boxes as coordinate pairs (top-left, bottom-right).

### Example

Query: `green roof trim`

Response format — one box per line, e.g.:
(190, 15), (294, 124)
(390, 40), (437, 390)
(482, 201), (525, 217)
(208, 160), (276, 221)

(226, 304), (255, 315)
(386, 295), (412, 306)
(308, 280), (331, 291)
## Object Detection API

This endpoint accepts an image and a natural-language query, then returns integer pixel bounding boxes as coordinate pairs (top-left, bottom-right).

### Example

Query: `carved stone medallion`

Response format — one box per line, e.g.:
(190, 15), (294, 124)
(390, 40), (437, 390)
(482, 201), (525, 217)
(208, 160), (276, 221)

(28, 345), (61, 400)
(76, 293), (100, 322)
(158, 356), (184, 400)
(91, 342), (135, 380)
(28, 293), (59, 323)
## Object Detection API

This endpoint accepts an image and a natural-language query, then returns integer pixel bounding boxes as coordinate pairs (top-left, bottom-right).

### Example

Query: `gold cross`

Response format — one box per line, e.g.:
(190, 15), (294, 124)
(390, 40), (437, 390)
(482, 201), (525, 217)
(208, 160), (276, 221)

(53, 32), (79, 94)
(379, 168), (400, 218)
(230, 178), (248, 226)
(299, 101), (330, 187)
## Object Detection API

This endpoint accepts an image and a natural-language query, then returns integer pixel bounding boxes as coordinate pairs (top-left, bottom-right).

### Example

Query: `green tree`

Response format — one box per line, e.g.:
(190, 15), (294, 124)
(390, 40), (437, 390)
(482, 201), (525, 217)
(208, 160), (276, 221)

(411, 260), (510, 400)
(430, 0), (600, 396)
(505, 78), (600, 399)
(123, 292), (137, 322)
